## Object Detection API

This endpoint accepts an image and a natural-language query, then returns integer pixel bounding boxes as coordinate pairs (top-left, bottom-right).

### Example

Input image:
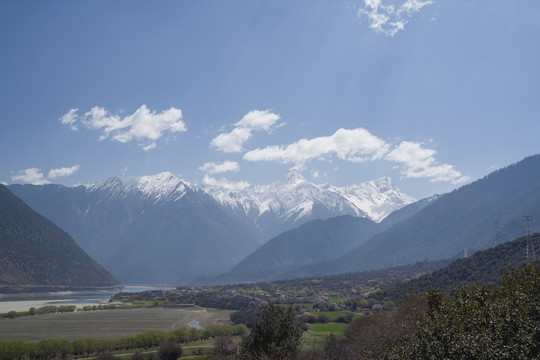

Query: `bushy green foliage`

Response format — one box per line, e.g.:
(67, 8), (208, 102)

(0, 304), (77, 319)
(239, 304), (303, 359)
(383, 262), (540, 360)
(0, 323), (246, 360)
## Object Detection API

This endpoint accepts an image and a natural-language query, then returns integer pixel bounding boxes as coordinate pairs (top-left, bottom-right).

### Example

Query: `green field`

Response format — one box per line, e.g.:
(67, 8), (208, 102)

(303, 322), (348, 346)
(309, 311), (361, 319)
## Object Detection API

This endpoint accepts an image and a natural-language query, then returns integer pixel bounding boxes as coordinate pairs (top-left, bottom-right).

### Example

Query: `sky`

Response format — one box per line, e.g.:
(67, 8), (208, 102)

(1, 0), (539, 199)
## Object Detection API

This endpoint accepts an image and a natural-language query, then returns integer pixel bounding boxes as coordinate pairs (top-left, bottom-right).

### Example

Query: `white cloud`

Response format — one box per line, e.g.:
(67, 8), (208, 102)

(244, 128), (389, 163)
(143, 142), (157, 151)
(244, 127), (467, 184)
(202, 175), (250, 190)
(235, 109), (282, 132)
(211, 127), (252, 153)
(48, 165), (80, 179)
(59, 108), (79, 130)
(199, 161), (240, 174)
(11, 168), (50, 185)
(59, 105), (186, 150)
(358, 0), (434, 37)
(386, 141), (469, 184)
(211, 110), (282, 153)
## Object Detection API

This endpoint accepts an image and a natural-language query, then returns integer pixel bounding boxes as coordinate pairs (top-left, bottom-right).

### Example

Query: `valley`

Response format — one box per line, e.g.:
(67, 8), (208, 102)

(1, 155), (539, 359)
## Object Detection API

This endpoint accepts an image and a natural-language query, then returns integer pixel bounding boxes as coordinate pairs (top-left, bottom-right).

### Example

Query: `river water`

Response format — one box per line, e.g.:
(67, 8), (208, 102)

(0, 286), (173, 313)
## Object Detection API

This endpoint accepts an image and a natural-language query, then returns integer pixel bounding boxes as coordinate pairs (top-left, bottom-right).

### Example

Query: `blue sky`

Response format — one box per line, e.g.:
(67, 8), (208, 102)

(1, 0), (539, 199)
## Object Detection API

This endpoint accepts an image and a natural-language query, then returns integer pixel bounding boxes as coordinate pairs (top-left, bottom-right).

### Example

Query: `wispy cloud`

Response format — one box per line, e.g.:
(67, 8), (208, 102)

(59, 105), (186, 150)
(358, 0), (434, 37)
(47, 165), (80, 179)
(244, 127), (468, 184)
(12, 165), (81, 185)
(202, 175), (251, 190)
(11, 168), (50, 185)
(199, 161), (240, 174)
(211, 110), (282, 153)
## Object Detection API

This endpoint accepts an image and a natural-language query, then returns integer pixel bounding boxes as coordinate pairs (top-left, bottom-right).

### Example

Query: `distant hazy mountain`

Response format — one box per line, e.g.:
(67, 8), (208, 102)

(304, 154), (540, 276)
(9, 173), (260, 285)
(9, 171), (414, 284)
(0, 184), (118, 291)
(198, 196), (439, 285)
(208, 215), (380, 284)
(204, 169), (415, 239)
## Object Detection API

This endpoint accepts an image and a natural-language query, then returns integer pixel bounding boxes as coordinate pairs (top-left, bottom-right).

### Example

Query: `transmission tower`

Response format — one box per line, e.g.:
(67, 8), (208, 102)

(522, 216), (536, 261)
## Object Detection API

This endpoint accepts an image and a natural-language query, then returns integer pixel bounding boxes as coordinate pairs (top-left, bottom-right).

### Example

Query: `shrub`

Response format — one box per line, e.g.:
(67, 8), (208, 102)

(157, 341), (183, 360)
(239, 304), (303, 360)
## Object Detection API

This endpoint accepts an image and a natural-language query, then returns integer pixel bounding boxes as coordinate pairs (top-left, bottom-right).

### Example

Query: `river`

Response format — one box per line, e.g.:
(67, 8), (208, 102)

(0, 286), (174, 313)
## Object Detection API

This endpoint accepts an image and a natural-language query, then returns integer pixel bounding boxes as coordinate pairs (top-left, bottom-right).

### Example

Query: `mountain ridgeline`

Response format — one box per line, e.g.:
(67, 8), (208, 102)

(6, 154), (540, 286)
(299, 154), (540, 277)
(8, 171), (413, 284)
(0, 184), (118, 291)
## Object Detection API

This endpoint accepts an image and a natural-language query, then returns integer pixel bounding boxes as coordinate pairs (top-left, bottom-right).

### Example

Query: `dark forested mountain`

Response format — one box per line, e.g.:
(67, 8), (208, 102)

(8, 174), (261, 284)
(304, 154), (540, 276)
(379, 233), (540, 300)
(0, 184), (118, 291)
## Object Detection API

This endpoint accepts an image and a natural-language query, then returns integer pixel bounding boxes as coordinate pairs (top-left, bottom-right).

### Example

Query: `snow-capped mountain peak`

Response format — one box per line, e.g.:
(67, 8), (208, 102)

(86, 172), (194, 202)
(86, 170), (415, 239)
(202, 171), (415, 238)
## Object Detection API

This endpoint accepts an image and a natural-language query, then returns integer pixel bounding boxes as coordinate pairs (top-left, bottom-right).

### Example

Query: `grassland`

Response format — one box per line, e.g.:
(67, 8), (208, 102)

(0, 307), (232, 341)
(303, 322), (348, 346)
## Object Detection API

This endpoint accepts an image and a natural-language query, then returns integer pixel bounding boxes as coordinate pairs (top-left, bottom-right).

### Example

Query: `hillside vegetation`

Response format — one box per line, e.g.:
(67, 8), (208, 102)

(378, 233), (540, 300)
(0, 184), (118, 291)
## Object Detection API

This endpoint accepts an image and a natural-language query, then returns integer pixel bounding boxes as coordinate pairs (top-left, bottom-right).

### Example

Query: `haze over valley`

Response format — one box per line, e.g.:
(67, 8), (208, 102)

(1, 2), (539, 359)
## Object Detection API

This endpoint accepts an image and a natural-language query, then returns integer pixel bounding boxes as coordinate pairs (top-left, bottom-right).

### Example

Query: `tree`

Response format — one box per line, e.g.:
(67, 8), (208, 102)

(209, 334), (237, 360)
(383, 262), (540, 360)
(239, 304), (303, 360)
(157, 341), (183, 360)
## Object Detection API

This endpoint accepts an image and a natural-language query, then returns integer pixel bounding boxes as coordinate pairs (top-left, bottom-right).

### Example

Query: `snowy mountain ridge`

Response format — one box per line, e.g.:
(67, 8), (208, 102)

(203, 169), (415, 224)
(84, 170), (415, 227)
(85, 172), (197, 203)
